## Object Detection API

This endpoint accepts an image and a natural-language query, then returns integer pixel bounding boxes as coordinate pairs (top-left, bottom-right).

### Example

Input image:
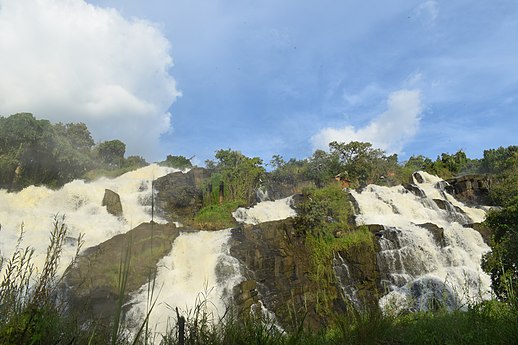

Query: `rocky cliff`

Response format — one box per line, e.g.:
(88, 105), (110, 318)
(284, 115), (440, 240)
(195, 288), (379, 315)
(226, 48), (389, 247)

(446, 174), (491, 205)
(229, 219), (379, 330)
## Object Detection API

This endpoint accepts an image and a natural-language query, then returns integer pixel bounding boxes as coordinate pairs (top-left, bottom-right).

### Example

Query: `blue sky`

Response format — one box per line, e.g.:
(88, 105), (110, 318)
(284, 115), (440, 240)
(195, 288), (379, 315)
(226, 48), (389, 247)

(0, 0), (517, 164)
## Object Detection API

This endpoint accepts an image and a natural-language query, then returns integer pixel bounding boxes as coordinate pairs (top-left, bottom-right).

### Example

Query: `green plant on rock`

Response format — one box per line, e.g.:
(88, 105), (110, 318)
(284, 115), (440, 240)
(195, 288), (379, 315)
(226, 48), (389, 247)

(193, 200), (243, 230)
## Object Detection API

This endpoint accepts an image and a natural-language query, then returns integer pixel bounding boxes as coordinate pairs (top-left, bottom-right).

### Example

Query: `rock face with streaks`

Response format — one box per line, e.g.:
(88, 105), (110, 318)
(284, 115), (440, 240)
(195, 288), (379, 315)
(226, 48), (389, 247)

(446, 175), (492, 205)
(65, 222), (179, 321)
(229, 219), (379, 330)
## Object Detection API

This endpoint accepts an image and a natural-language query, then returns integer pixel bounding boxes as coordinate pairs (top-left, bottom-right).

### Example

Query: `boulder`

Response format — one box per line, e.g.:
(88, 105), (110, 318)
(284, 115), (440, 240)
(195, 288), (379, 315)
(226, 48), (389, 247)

(154, 168), (211, 223)
(403, 183), (426, 198)
(65, 222), (179, 321)
(102, 189), (123, 217)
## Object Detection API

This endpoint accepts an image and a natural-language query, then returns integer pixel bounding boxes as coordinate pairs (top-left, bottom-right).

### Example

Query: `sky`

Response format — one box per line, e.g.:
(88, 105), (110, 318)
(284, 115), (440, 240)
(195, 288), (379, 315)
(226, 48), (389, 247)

(0, 0), (517, 165)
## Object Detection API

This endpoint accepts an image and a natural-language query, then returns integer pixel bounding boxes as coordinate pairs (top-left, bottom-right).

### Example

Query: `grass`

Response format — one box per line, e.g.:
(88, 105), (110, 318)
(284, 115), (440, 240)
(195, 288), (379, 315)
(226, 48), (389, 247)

(192, 200), (243, 230)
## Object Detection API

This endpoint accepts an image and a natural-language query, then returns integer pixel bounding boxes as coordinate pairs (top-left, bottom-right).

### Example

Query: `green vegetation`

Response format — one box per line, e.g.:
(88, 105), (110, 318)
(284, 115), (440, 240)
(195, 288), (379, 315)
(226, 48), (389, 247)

(0, 113), (150, 189)
(207, 149), (266, 203)
(159, 155), (193, 170)
(293, 184), (376, 318)
(193, 200), (243, 229)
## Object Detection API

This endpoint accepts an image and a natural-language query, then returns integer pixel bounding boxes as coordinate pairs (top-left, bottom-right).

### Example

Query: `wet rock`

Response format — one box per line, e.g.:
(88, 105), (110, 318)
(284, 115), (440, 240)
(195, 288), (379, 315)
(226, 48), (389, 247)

(230, 219), (379, 330)
(417, 223), (446, 247)
(154, 168), (210, 223)
(446, 175), (492, 205)
(403, 183), (426, 198)
(102, 189), (123, 217)
(412, 172), (425, 184)
(65, 222), (179, 321)
(464, 222), (492, 244)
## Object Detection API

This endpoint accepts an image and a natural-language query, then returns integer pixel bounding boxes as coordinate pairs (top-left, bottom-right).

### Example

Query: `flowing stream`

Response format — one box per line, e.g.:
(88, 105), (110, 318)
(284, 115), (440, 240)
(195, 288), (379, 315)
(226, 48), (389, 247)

(350, 171), (491, 313)
(0, 164), (177, 277)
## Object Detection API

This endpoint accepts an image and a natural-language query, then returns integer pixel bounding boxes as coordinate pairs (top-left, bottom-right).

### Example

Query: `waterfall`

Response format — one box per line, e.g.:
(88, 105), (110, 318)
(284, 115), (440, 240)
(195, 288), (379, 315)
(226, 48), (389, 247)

(232, 196), (296, 225)
(0, 164), (178, 276)
(128, 229), (243, 337)
(350, 171), (491, 313)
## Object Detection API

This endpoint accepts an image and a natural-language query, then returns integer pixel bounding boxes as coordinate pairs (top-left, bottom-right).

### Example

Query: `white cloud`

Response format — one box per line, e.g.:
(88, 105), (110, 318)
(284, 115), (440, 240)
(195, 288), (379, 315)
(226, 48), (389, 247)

(311, 89), (423, 154)
(415, 1), (439, 26)
(0, 0), (180, 160)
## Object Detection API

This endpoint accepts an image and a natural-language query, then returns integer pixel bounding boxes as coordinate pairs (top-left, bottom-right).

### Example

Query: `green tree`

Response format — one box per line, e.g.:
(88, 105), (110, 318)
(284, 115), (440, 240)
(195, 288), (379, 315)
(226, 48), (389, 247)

(97, 140), (126, 167)
(329, 141), (397, 187)
(306, 149), (341, 187)
(213, 149), (265, 203)
(269, 155), (308, 186)
(123, 155), (148, 169)
(54, 122), (94, 152)
(481, 146), (518, 174)
(160, 155), (193, 170)
(482, 203), (518, 301)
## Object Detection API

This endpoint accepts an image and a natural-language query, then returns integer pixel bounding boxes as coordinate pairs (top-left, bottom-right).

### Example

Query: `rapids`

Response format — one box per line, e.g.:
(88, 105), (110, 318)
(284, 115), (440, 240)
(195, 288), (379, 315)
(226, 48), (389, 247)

(350, 171), (491, 313)
(232, 196), (296, 225)
(0, 164), (178, 276)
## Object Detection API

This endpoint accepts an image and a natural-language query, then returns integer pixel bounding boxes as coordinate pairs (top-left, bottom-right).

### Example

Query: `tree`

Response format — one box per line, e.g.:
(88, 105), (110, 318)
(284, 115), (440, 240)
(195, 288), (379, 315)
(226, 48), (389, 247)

(481, 146), (518, 174)
(306, 149), (341, 187)
(482, 203), (518, 301)
(97, 140), (126, 167)
(54, 122), (94, 152)
(124, 155), (148, 169)
(213, 149), (265, 203)
(329, 141), (393, 187)
(160, 155), (193, 170)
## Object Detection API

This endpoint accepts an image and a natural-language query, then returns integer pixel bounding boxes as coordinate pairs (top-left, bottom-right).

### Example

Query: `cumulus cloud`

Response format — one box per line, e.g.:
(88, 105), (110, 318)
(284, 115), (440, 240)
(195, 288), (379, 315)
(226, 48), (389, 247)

(0, 0), (180, 160)
(311, 89), (423, 154)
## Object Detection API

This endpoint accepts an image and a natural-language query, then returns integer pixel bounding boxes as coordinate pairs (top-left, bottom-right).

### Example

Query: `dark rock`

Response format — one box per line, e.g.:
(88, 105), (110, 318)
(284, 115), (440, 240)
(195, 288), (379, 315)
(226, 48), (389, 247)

(412, 172), (425, 184)
(417, 223), (446, 247)
(102, 189), (123, 217)
(229, 219), (379, 330)
(259, 176), (315, 202)
(403, 183), (426, 198)
(464, 222), (492, 244)
(233, 280), (260, 313)
(367, 224), (385, 233)
(433, 198), (448, 211)
(65, 222), (179, 321)
(154, 168), (211, 223)
(446, 175), (492, 205)
(230, 220), (323, 329)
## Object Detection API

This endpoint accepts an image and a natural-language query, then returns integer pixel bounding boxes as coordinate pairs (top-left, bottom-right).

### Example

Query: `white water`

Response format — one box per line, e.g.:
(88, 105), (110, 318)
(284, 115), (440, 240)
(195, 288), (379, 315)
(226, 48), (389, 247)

(128, 229), (243, 337)
(350, 171), (491, 313)
(232, 196), (296, 225)
(0, 164), (178, 276)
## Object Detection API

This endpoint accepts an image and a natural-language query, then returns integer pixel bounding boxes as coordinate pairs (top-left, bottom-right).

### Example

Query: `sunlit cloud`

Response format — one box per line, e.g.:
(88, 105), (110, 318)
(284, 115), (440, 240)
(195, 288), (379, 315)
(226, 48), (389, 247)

(311, 89), (423, 154)
(0, 0), (180, 160)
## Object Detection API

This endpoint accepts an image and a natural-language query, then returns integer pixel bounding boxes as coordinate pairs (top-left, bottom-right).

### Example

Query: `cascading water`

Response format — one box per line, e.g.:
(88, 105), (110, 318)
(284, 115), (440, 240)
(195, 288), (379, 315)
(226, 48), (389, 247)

(350, 171), (491, 313)
(128, 229), (243, 337)
(232, 196), (296, 225)
(0, 164), (177, 276)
